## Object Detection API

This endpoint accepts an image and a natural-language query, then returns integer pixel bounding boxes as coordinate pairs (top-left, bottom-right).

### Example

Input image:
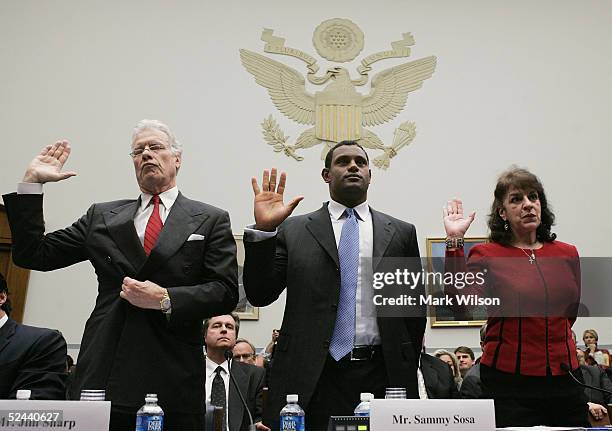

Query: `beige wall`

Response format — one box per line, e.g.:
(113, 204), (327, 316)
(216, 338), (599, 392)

(1, 0), (611, 354)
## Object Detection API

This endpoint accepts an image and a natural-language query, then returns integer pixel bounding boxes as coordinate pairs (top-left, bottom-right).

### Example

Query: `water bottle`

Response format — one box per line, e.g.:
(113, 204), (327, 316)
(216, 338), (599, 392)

(385, 387), (407, 399)
(135, 393), (164, 431)
(280, 394), (305, 431)
(16, 390), (31, 400)
(354, 392), (374, 417)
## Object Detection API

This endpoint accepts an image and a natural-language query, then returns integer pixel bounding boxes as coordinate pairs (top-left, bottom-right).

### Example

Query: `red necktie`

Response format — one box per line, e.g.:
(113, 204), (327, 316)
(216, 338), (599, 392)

(144, 195), (162, 256)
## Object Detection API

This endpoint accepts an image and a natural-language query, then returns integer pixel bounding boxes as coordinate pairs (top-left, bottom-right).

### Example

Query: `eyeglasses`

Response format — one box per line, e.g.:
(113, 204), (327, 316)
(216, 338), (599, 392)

(130, 142), (168, 157)
(233, 353), (255, 361)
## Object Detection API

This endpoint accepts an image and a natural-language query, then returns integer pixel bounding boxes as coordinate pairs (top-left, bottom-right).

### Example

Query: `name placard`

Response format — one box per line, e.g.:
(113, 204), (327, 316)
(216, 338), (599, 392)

(370, 399), (495, 430)
(0, 400), (111, 431)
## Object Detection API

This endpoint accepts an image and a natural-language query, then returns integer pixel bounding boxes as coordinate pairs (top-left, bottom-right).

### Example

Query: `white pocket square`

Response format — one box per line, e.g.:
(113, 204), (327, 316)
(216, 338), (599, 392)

(187, 234), (205, 241)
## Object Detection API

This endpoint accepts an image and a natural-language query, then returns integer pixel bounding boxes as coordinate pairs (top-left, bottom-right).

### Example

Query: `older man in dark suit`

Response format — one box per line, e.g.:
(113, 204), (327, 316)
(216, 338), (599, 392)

(0, 273), (67, 399)
(2, 120), (238, 430)
(244, 141), (426, 430)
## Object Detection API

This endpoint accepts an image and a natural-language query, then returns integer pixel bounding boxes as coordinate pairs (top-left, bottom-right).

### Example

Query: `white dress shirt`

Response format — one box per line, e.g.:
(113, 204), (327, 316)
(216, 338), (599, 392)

(0, 314), (7, 329)
(244, 199), (381, 346)
(133, 187), (178, 245)
(205, 357), (230, 430)
(17, 183), (179, 247)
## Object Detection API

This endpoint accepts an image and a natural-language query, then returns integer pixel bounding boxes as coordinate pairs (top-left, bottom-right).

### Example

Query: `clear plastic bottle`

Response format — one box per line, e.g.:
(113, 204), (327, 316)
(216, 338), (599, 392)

(279, 394), (305, 431)
(16, 390), (31, 400)
(135, 393), (164, 431)
(354, 392), (374, 417)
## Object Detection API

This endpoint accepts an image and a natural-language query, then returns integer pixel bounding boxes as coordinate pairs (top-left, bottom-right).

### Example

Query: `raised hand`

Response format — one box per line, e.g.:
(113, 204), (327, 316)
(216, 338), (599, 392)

(252, 168), (303, 231)
(443, 198), (476, 238)
(23, 140), (77, 183)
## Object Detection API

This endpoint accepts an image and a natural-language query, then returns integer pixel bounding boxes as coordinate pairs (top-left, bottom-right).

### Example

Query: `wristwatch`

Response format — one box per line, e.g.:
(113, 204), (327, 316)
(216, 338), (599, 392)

(160, 290), (172, 314)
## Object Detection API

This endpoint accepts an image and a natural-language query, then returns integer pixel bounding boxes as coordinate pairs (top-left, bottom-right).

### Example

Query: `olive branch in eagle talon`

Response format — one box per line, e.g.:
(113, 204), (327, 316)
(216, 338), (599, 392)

(240, 33), (436, 169)
(261, 115), (303, 161)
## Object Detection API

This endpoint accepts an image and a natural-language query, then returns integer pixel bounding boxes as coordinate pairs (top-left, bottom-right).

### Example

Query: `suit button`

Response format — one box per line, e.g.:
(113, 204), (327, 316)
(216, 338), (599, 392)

(323, 339), (330, 348)
(331, 303), (338, 310)
(105, 256), (112, 263)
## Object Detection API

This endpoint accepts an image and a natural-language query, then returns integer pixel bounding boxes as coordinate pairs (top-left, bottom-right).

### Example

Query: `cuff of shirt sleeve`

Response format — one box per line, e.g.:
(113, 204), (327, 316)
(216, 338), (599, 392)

(17, 182), (44, 194)
(244, 225), (278, 242)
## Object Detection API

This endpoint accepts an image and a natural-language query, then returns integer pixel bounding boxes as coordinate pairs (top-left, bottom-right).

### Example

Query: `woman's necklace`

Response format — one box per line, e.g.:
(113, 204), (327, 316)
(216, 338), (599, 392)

(519, 247), (536, 264)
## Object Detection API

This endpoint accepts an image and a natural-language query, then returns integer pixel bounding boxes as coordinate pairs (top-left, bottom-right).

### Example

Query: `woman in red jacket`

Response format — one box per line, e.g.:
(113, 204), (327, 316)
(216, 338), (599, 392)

(443, 167), (587, 427)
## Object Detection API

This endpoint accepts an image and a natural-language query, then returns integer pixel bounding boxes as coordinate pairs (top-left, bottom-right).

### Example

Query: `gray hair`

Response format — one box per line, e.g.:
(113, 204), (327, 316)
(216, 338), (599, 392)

(132, 119), (183, 157)
(235, 338), (257, 355)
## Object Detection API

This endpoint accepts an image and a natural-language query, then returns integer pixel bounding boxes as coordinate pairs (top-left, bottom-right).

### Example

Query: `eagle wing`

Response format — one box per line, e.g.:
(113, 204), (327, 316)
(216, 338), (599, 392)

(240, 49), (315, 125)
(361, 56), (437, 126)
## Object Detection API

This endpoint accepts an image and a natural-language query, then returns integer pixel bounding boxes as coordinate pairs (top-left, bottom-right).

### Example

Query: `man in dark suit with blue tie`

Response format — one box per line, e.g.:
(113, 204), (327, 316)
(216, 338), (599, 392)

(243, 141), (426, 430)
(2, 120), (238, 430)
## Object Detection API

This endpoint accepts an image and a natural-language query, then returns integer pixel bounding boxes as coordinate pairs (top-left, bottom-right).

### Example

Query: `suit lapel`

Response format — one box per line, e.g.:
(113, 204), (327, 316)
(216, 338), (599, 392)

(305, 204), (339, 267)
(371, 209), (395, 271)
(103, 200), (145, 274)
(0, 318), (17, 356)
(228, 362), (246, 431)
(138, 193), (209, 278)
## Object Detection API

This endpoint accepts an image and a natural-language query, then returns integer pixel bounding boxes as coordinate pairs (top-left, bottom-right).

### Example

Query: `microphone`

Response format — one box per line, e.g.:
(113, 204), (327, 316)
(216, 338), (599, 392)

(561, 362), (612, 396)
(225, 350), (257, 431)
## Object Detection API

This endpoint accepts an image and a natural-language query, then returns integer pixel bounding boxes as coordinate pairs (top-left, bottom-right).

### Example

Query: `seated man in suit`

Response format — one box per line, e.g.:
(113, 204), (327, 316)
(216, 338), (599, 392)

(460, 324), (486, 399)
(577, 349), (612, 422)
(233, 338), (257, 365)
(204, 314), (268, 431)
(454, 346), (475, 378)
(0, 273), (67, 399)
(3, 120), (238, 430)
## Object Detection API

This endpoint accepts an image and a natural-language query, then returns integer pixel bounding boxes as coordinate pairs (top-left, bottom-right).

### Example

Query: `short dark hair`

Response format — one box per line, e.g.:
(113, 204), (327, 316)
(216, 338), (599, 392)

(454, 346), (475, 360)
(202, 313), (241, 342)
(324, 140), (369, 169)
(0, 273), (11, 315)
(488, 166), (556, 246)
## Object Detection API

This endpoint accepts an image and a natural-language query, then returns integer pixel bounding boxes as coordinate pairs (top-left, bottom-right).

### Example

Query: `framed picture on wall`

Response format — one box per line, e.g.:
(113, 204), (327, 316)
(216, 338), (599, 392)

(234, 235), (259, 320)
(426, 237), (488, 328)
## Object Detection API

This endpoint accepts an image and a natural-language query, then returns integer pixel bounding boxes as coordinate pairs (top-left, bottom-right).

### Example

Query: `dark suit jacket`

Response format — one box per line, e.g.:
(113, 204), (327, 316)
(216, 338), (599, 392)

(0, 317), (67, 399)
(228, 361), (266, 431)
(243, 203), (426, 426)
(580, 364), (612, 405)
(2, 192), (238, 415)
(459, 363), (482, 399)
(420, 353), (459, 399)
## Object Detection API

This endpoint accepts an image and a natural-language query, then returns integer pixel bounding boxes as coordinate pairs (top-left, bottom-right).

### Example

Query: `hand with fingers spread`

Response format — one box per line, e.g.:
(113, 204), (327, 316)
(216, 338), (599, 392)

(251, 168), (303, 231)
(443, 198), (476, 238)
(23, 140), (77, 183)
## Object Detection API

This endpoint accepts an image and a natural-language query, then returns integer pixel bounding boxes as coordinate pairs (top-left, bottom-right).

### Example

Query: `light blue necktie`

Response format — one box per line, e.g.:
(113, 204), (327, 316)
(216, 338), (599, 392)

(329, 208), (359, 361)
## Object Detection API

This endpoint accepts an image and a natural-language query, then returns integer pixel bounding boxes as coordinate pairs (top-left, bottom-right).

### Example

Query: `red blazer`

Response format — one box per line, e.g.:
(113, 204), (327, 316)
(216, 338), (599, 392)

(446, 240), (580, 376)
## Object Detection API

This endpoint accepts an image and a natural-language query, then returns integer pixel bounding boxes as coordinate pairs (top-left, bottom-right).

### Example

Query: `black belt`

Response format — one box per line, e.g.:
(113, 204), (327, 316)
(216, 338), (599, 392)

(338, 345), (382, 362)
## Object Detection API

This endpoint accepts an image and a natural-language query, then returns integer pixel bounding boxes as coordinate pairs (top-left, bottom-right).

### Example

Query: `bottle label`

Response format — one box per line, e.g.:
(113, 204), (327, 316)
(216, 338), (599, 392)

(135, 415), (164, 431)
(280, 415), (305, 431)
